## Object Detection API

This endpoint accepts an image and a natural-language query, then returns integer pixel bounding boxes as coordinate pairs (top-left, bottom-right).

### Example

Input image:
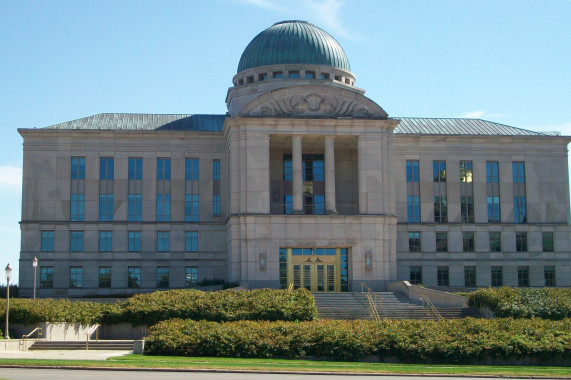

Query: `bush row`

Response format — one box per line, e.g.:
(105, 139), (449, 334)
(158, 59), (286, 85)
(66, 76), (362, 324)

(144, 317), (571, 363)
(468, 287), (571, 320)
(102, 288), (317, 325)
(0, 288), (317, 325)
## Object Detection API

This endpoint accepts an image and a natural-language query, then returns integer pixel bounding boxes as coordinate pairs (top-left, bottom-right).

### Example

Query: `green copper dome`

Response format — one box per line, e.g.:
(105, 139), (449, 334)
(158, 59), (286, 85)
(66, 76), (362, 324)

(237, 21), (351, 73)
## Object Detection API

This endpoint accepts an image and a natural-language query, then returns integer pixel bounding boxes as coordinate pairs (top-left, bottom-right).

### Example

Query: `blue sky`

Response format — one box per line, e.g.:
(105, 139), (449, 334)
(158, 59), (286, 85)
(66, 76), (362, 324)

(1, 0), (570, 284)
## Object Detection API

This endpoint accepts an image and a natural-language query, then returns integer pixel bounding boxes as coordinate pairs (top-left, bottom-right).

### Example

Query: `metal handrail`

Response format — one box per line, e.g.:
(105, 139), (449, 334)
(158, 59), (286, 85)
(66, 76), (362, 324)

(19, 327), (43, 350)
(361, 281), (383, 321)
(421, 295), (443, 321)
(85, 324), (100, 350)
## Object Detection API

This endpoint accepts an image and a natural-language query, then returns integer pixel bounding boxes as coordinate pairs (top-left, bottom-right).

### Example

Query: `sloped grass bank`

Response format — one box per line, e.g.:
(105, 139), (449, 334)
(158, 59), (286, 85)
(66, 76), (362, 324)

(145, 317), (571, 364)
(0, 288), (317, 326)
(468, 287), (571, 319)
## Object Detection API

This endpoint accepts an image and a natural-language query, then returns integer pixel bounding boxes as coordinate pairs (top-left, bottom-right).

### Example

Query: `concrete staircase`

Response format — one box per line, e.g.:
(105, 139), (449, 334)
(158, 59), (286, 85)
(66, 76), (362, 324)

(313, 292), (479, 320)
(29, 340), (135, 351)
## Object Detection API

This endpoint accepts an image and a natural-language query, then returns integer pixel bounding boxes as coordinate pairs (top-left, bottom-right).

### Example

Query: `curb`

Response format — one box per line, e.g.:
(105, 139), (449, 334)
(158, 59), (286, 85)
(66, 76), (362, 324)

(0, 365), (569, 378)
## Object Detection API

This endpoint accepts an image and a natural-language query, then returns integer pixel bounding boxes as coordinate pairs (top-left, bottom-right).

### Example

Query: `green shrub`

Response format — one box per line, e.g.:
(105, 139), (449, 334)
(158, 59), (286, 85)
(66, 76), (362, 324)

(468, 287), (571, 320)
(0, 298), (105, 325)
(0, 288), (317, 326)
(102, 288), (317, 326)
(144, 318), (571, 363)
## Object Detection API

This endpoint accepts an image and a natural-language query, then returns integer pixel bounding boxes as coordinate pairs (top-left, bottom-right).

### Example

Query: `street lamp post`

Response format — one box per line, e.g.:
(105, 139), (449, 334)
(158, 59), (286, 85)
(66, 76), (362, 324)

(5, 263), (12, 339)
(32, 257), (38, 300)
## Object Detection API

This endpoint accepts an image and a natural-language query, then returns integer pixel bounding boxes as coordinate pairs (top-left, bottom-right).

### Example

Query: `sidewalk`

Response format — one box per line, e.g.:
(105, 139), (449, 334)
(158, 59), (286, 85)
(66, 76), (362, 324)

(0, 350), (131, 360)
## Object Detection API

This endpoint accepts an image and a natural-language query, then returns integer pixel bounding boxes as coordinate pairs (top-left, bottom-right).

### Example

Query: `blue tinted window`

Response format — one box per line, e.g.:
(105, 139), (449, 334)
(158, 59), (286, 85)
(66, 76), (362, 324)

(406, 161), (419, 182)
(99, 231), (112, 252)
(283, 155), (292, 181)
(99, 194), (114, 222)
(70, 267), (83, 288)
(185, 231), (198, 252)
(41, 231), (54, 252)
(213, 194), (220, 216)
(284, 195), (293, 215)
(313, 160), (324, 181)
(128, 158), (142, 180)
(157, 158), (171, 180)
(513, 162), (525, 183)
(71, 157), (85, 179)
(70, 231), (84, 252)
(185, 158), (199, 180)
(486, 161), (499, 183)
(99, 158), (114, 180)
(213, 160), (220, 181)
(156, 267), (169, 288)
(433, 161), (446, 182)
(185, 194), (199, 222)
(407, 196), (420, 223)
(128, 267), (141, 288)
(40, 267), (53, 288)
(157, 194), (171, 222)
(514, 196), (527, 223)
(314, 195), (325, 215)
(128, 231), (141, 252)
(128, 194), (142, 222)
(70, 193), (85, 221)
(157, 231), (170, 252)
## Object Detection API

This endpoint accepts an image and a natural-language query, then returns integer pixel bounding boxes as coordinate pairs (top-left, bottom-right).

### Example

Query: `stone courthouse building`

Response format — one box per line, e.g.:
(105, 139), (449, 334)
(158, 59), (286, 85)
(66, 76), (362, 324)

(18, 21), (571, 297)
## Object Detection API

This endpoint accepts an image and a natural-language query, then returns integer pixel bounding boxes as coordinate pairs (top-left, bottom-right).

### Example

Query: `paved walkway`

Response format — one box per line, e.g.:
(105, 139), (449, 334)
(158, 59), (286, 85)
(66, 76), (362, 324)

(0, 350), (132, 360)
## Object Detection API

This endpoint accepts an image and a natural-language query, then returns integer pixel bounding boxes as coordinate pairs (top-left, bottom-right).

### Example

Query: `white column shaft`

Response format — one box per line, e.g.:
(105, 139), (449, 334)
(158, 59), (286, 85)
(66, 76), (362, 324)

(292, 135), (303, 213)
(324, 136), (337, 214)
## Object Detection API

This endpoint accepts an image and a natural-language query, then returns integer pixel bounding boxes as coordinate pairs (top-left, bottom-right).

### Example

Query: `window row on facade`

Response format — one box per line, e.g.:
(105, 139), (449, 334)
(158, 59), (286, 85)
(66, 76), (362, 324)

(409, 265), (557, 287)
(40, 266), (199, 289)
(70, 157), (221, 223)
(407, 231), (554, 253)
(406, 160), (526, 224)
(41, 230), (199, 253)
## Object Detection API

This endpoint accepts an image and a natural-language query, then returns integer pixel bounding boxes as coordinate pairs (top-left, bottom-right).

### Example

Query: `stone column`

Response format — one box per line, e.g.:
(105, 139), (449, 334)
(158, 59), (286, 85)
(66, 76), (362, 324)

(292, 135), (303, 213)
(324, 136), (337, 214)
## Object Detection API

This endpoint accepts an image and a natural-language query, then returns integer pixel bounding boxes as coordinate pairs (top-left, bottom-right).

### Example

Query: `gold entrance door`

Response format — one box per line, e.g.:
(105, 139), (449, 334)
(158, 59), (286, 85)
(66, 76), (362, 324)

(287, 248), (341, 292)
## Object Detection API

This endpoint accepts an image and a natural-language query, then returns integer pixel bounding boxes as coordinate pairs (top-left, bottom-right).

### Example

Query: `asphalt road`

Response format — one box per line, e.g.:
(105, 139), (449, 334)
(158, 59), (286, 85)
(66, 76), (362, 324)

(0, 368), (539, 380)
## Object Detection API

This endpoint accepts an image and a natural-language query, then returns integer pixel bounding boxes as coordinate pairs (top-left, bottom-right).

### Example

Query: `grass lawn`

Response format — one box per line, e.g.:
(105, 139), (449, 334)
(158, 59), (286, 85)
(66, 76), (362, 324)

(0, 355), (569, 377)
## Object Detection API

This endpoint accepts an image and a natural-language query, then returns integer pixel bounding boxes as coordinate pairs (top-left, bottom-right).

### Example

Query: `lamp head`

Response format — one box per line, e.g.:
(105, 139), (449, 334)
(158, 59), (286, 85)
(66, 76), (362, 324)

(5, 263), (12, 279)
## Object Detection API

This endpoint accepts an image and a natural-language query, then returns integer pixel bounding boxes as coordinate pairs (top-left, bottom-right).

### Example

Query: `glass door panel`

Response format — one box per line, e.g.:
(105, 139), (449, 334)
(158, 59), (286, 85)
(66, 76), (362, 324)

(303, 265), (311, 290)
(293, 265), (301, 289)
(317, 265), (324, 291)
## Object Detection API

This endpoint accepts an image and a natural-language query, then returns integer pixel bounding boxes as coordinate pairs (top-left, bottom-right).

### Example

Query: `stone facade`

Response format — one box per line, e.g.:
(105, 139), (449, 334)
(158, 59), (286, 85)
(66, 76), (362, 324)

(17, 21), (571, 297)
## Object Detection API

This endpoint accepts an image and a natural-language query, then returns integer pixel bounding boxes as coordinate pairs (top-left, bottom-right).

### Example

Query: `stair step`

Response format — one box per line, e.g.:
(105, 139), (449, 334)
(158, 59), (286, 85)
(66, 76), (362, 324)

(29, 340), (135, 351)
(313, 292), (480, 321)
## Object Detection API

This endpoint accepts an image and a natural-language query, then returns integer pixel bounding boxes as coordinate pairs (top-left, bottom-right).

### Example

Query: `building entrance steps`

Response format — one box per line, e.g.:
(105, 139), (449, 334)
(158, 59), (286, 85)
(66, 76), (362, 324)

(28, 340), (135, 351)
(312, 292), (480, 320)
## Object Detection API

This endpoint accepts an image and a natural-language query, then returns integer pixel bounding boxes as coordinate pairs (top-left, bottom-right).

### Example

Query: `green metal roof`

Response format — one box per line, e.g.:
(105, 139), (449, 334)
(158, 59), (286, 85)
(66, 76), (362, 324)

(237, 21), (351, 73)
(37, 114), (557, 137)
(42, 114), (225, 131)
(393, 118), (552, 136)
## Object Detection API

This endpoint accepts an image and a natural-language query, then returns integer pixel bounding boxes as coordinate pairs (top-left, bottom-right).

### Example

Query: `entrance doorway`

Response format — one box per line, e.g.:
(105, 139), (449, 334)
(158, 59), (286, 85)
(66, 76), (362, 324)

(279, 248), (349, 292)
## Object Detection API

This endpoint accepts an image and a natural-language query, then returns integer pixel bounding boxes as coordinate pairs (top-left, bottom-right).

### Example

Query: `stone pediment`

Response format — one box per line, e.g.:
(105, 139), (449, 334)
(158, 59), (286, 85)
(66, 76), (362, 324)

(239, 86), (388, 118)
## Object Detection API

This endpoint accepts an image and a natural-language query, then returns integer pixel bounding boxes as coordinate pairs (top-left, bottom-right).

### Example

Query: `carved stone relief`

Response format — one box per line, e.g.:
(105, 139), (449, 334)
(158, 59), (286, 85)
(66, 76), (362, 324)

(244, 92), (382, 118)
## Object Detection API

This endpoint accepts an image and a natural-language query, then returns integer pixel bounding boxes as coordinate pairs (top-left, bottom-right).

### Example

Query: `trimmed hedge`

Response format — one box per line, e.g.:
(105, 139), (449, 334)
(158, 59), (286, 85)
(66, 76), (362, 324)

(0, 288), (317, 326)
(144, 318), (571, 363)
(102, 288), (317, 325)
(468, 287), (571, 320)
(0, 298), (106, 325)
